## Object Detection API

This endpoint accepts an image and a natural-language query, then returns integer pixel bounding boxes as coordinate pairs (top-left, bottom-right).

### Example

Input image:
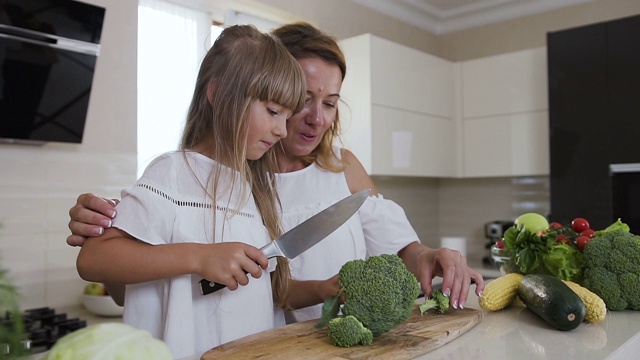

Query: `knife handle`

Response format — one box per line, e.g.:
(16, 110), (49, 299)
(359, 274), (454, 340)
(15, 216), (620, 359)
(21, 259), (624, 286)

(199, 278), (226, 295)
(199, 243), (276, 296)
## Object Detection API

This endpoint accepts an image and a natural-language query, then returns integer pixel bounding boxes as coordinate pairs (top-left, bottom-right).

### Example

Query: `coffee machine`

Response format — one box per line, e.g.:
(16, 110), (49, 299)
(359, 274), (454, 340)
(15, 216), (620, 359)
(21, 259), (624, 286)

(483, 220), (514, 265)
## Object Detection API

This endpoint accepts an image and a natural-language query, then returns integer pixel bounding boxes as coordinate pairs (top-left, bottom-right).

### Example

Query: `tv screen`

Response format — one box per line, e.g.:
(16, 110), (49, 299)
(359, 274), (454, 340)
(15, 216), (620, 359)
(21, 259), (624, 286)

(0, 0), (106, 144)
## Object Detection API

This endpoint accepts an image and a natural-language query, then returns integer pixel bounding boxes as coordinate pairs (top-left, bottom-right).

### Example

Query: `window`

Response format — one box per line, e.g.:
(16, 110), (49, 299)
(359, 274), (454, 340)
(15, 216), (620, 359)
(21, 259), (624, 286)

(137, 0), (291, 177)
(137, 0), (212, 177)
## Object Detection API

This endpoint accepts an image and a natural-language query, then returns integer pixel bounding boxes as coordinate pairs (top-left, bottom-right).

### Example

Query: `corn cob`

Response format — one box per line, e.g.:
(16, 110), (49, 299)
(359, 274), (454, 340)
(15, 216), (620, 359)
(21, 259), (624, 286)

(479, 273), (524, 311)
(563, 280), (607, 323)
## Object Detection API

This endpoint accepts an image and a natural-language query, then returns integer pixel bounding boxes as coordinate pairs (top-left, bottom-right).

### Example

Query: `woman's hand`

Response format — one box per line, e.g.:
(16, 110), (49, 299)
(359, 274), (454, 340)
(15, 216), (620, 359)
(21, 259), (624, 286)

(399, 243), (485, 310)
(67, 193), (118, 246)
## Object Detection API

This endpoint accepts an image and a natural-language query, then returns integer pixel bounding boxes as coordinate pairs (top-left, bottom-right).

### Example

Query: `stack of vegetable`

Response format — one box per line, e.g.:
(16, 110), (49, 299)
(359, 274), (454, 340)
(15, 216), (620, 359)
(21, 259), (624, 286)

(480, 214), (640, 331)
(316, 254), (450, 348)
(500, 213), (586, 282)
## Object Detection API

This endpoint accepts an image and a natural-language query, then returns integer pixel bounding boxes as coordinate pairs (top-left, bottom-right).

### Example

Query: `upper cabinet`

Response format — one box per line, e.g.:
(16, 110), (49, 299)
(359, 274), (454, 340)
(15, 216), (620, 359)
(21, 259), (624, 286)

(460, 48), (550, 177)
(338, 34), (456, 177)
(338, 34), (549, 178)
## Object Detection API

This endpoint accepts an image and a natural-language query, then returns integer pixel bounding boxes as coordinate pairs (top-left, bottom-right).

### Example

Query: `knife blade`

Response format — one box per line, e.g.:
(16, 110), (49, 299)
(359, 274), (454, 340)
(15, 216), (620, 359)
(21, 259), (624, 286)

(199, 189), (370, 295)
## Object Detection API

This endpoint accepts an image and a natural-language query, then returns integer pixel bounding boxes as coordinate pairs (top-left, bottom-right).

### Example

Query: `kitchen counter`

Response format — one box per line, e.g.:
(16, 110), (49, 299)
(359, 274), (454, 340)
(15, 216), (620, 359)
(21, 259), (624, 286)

(58, 304), (124, 326)
(416, 285), (640, 360)
(49, 284), (640, 360)
(181, 281), (639, 360)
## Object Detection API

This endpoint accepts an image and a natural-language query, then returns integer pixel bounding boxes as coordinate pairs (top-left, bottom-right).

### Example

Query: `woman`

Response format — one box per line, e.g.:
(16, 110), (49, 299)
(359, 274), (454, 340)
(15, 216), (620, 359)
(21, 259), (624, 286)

(68, 22), (484, 324)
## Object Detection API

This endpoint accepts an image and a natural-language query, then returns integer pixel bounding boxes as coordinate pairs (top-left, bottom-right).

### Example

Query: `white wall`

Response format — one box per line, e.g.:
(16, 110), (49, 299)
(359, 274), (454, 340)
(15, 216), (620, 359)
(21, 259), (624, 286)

(0, 0), (138, 309)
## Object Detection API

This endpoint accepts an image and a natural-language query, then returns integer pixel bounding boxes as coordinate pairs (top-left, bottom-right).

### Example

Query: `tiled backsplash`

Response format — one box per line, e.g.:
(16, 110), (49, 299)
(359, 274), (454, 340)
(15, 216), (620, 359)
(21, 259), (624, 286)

(0, 145), (136, 309)
(374, 175), (550, 266)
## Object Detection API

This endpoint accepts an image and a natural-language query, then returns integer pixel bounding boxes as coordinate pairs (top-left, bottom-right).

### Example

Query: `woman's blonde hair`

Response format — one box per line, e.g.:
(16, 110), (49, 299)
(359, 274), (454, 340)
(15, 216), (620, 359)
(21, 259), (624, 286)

(272, 22), (347, 171)
(181, 25), (306, 307)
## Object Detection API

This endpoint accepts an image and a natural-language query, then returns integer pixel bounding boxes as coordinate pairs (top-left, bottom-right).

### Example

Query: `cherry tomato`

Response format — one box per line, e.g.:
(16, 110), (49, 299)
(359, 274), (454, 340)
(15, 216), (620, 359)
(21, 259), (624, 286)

(556, 234), (570, 245)
(576, 235), (591, 251)
(495, 240), (504, 249)
(548, 222), (563, 231)
(571, 218), (590, 233)
(580, 229), (596, 238)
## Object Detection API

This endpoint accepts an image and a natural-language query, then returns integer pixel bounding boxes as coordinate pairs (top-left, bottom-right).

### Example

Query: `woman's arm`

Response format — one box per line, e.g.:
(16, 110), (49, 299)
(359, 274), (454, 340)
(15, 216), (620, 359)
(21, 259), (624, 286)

(341, 147), (484, 309)
(341, 149), (378, 195)
(77, 227), (270, 291)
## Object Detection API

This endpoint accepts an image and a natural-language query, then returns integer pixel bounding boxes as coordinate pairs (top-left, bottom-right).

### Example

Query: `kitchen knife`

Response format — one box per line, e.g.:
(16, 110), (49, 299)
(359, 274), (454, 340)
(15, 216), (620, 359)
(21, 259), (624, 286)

(199, 189), (371, 295)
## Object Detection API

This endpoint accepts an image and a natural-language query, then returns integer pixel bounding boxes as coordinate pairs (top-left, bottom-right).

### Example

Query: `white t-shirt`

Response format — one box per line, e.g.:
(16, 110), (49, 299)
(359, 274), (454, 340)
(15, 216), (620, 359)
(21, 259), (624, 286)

(113, 151), (276, 359)
(275, 150), (418, 324)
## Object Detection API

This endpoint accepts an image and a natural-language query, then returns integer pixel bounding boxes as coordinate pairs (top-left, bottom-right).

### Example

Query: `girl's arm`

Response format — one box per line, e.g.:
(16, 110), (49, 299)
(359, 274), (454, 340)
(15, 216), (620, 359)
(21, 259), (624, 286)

(77, 227), (269, 290)
(286, 275), (341, 310)
(104, 283), (125, 306)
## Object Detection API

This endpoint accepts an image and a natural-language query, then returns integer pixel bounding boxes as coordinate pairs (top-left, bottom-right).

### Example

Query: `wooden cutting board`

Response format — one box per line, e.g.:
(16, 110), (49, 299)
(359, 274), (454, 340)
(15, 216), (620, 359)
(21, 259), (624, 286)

(201, 306), (482, 359)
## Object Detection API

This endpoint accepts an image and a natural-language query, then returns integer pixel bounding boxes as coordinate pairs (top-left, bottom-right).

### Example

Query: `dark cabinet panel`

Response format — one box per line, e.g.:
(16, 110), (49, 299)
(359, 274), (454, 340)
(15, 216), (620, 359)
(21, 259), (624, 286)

(548, 15), (640, 233)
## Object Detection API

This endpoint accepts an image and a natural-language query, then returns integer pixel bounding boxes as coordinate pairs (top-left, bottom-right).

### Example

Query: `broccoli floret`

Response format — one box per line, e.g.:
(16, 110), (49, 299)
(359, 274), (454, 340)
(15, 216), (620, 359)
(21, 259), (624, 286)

(582, 267), (626, 310)
(317, 254), (420, 337)
(582, 228), (640, 311)
(419, 289), (450, 315)
(620, 273), (640, 310)
(327, 315), (373, 347)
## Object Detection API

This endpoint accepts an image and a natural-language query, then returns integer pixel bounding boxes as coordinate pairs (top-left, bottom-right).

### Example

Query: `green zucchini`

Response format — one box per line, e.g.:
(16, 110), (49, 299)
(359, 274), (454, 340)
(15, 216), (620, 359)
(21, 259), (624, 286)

(517, 274), (586, 331)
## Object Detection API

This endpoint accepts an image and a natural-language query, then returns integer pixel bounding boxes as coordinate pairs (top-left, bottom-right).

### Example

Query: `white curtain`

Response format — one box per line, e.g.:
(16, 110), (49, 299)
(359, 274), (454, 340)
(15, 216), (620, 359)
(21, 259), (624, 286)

(137, 0), (212, 177)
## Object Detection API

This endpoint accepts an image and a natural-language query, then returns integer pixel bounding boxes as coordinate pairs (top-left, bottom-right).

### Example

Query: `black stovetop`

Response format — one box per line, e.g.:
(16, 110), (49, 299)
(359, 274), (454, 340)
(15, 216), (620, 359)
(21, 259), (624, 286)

(2, 307), (87, 355)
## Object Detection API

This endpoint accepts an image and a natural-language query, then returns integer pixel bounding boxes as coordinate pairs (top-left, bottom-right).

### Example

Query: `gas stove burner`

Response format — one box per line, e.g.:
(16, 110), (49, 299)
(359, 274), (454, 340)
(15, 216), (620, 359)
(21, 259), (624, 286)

(2, 307), (87, 355)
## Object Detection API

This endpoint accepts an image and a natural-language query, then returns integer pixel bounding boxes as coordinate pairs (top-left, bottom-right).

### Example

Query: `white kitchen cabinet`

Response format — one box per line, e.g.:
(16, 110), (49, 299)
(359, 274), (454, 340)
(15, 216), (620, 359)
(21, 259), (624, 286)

(463, 111), (549, 177)
(338, 34), (456, 177)
(339, 34), (549, 178)
(460, 48), (550, 177)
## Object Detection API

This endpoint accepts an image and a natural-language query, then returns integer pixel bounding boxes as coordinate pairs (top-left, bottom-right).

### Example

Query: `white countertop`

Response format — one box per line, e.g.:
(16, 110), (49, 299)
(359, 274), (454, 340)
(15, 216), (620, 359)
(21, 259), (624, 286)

(418, 285), (640, 360)
(48, 280), (640, 360)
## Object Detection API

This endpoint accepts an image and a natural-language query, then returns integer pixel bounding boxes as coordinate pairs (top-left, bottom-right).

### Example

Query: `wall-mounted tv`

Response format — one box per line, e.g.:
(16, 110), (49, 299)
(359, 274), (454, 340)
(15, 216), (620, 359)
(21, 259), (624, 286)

(0, 0), (106, 144)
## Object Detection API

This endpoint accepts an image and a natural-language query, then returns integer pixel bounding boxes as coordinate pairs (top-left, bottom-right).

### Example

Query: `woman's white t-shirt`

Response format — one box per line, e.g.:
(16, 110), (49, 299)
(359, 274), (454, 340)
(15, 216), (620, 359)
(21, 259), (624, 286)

(112, 151), (276, 359)
(275, 150), (419, 324)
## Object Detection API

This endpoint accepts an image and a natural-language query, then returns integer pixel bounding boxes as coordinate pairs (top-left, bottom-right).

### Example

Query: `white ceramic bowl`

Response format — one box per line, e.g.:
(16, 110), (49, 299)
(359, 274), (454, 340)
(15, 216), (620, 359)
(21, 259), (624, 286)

(81, 294), (124, 317)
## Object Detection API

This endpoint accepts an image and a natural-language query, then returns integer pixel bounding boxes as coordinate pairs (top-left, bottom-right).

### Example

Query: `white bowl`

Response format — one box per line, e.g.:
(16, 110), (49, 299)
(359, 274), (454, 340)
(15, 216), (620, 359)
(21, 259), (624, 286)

(81, 294), (124, 317)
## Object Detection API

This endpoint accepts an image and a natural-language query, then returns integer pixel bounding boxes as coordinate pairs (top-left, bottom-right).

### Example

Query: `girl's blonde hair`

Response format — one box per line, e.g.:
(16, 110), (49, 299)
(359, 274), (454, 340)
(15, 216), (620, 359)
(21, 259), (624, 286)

(181, 25), (306, 308)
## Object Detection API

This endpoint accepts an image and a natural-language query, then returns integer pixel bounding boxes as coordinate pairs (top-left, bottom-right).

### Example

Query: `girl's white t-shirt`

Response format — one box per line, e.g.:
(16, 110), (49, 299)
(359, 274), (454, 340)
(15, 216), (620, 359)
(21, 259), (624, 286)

(112, 151), (276, 359)
(275, 150), (418, 324)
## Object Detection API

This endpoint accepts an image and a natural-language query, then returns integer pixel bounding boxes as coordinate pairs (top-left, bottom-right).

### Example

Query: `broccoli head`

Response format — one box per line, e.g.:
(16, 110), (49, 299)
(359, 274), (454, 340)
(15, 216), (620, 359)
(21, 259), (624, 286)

(327, 315), (373, 347)
(419, 289), (450, 315)
(318, 254), (420, 337)
(582, 229), (640, 311)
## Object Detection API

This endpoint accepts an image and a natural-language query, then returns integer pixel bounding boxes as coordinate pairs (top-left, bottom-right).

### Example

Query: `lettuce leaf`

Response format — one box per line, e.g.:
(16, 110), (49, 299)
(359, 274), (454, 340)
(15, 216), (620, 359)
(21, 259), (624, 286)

(595, 218), (630, 236)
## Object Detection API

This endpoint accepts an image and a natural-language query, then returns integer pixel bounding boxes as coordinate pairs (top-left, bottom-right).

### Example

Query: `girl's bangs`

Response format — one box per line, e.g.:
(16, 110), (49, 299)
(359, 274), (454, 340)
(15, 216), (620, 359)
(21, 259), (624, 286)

(251, 59), (306, 114)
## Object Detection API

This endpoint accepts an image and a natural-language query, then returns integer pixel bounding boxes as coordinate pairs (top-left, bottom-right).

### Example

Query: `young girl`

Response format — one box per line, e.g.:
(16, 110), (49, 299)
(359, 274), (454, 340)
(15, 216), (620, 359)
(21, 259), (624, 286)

(75, 25), (306, 358)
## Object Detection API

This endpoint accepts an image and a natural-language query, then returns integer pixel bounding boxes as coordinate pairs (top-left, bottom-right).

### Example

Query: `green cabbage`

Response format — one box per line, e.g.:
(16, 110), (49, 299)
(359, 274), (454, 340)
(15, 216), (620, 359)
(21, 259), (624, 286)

(46, 323), (172, 360)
